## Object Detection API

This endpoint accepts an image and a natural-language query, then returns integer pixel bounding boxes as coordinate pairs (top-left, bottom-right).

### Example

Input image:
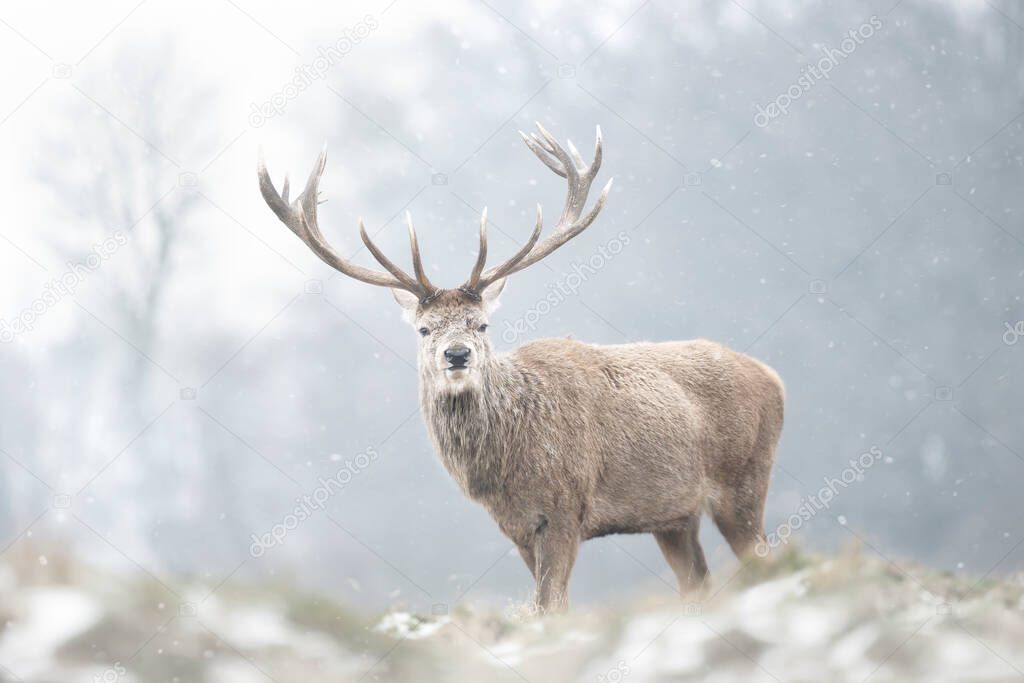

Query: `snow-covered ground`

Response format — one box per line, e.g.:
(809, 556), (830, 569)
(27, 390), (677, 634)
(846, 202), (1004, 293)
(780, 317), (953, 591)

(1, 547), (1022, 682)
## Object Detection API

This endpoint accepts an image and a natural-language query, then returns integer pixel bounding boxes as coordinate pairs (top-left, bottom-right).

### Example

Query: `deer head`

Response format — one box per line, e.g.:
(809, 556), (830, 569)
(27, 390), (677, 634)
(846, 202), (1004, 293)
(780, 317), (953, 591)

(258, 123), (612, 393)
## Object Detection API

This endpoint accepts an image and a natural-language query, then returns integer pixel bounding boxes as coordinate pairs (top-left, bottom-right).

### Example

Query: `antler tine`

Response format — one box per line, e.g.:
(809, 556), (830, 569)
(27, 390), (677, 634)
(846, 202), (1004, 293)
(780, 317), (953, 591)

(590, 124), (604, 180)
(294, 147), (329, 243)
(358, 220), (423, 292)
(257, 148), (297, 232)
(466, 205), (543, 292)
(258, 147), (427, 296)
(406, 211), (437, 296)
(534, 123), (562, 155)
(519, 131), (566, 178)
(466, 207), (489, 290)
(566, 139), (585, 171)
(535, 124), (577, 179)
(531, 124), (603, 180)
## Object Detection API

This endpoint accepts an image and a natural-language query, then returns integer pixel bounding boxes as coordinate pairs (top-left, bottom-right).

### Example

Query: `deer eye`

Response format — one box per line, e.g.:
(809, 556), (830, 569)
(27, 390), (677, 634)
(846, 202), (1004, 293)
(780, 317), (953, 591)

(418, 327), (430, 337)
(478, 324), (488, 332)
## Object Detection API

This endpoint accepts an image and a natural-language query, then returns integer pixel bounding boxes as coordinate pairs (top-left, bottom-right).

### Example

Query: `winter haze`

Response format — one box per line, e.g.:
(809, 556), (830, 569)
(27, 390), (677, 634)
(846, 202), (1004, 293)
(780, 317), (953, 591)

(0, 0), (1022, 678)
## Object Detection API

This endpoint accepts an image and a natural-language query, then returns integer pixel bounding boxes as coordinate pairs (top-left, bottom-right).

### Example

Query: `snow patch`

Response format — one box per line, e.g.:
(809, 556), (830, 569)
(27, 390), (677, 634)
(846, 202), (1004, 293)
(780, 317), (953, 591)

(375, 611), (450, 639)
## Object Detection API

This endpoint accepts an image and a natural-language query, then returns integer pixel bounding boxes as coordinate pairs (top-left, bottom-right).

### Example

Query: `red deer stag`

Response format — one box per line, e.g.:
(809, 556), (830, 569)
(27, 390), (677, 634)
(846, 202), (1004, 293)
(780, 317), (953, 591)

(258, 124), (784, 612)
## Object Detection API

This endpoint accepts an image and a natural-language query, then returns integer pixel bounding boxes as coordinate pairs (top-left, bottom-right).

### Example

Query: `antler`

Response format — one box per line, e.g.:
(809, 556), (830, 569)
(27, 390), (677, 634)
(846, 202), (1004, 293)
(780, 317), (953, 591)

(258, 148), (438, 301)
(463, 123), (613, 294)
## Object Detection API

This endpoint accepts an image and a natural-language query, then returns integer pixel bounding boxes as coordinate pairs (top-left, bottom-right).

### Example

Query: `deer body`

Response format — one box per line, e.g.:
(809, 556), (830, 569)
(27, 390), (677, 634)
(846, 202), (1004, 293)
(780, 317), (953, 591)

(259, 124), (784, 612)
(426, 336), (783, 537)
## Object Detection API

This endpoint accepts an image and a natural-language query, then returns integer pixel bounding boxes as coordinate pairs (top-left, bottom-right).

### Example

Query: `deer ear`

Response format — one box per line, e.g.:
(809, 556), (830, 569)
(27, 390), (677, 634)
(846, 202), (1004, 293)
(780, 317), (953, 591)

(391, 289), (420, 324)
(481, 277), (506, 313)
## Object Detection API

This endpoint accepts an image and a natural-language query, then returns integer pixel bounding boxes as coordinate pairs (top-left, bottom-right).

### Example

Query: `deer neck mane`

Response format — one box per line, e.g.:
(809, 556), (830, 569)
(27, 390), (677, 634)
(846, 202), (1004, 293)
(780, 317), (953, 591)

(420, 357), (525, 500)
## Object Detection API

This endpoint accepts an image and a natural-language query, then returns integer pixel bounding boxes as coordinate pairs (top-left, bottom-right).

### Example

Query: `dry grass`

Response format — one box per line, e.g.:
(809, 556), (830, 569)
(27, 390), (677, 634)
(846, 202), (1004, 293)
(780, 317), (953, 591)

(1, 543), (1022, 682)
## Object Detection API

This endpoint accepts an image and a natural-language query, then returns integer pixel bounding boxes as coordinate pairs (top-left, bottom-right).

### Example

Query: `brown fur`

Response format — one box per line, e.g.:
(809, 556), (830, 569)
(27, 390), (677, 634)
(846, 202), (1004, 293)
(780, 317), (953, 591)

(401, 288), (784, 612)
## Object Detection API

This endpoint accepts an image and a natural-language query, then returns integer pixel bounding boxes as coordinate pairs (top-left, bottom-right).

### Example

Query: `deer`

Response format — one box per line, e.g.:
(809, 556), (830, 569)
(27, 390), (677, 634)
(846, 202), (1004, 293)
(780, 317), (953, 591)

(257, 124), (784, 613)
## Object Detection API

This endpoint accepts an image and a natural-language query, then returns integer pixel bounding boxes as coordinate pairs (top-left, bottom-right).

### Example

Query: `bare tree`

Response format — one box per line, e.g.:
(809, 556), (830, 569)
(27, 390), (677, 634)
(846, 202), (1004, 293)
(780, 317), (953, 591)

(32, 45), (236, 559)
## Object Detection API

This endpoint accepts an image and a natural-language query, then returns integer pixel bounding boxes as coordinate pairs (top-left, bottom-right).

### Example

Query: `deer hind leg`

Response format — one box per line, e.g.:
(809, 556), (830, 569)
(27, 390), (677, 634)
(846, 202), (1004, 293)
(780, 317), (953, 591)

(710, 457), (773, 559)
(710, 490), (767, 559)
(654, 515), (708, 595)
(711, 402), (782, 559)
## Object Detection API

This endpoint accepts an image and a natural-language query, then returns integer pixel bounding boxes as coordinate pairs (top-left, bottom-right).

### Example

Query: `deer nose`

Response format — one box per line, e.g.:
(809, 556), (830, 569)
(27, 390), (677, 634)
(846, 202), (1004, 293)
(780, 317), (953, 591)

(444, 345), (471, 367)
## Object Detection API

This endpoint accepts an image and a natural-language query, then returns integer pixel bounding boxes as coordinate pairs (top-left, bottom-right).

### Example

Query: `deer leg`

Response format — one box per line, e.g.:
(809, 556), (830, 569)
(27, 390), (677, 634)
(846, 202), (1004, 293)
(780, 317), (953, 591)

(516, 543), (537, 579)
(654, 516), (709, 595)
(710, 477), (770, 559)
(532, 521), (579, 613)
(713, 407), (780, 559)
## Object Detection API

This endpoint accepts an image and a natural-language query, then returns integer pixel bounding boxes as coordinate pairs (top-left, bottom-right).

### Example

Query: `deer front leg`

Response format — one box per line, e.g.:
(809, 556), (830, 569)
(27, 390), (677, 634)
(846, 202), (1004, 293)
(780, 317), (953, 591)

(532, 519), (579, 613)
(517, 543), (537, 579)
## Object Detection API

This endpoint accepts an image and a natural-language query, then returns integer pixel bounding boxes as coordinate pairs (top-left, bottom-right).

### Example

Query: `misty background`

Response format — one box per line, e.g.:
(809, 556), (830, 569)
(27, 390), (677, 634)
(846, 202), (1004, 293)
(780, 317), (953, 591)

(0, 0), (1021, 616)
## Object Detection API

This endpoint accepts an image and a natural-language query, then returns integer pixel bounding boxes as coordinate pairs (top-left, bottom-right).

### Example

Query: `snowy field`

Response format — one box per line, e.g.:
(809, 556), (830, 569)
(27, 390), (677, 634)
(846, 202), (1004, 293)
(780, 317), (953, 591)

(2, 546), (1022, 682)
